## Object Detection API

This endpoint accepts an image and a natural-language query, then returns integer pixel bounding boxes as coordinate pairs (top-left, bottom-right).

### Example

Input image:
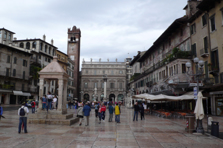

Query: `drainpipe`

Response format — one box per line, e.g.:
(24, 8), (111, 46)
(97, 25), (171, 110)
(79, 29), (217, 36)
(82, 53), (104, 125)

(206, 12), (211, 66)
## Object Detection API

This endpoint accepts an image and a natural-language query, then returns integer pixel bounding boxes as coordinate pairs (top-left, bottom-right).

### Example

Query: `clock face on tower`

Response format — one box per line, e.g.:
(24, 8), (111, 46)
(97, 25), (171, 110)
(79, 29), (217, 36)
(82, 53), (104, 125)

(68, 43), (77, 54)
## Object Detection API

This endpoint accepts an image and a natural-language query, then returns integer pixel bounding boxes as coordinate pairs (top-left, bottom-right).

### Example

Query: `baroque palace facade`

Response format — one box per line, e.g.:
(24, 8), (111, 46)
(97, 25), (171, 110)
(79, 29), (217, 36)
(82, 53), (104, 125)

(80, 58), (132, 103)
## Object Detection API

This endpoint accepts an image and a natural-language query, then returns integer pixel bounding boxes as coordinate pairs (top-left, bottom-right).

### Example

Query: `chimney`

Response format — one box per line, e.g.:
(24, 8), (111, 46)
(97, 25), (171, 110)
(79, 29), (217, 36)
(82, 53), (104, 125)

(14, 37), (17, 40)
(43, 34), (46, 41)
(51, 39), (54, 45)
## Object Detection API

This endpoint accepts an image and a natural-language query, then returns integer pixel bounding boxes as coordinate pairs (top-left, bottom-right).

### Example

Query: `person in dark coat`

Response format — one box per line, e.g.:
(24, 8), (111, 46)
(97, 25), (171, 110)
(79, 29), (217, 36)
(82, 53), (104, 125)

(139, 104), (145, 120)
(133, 102), (139, 121)
(83, 102), (91, 126)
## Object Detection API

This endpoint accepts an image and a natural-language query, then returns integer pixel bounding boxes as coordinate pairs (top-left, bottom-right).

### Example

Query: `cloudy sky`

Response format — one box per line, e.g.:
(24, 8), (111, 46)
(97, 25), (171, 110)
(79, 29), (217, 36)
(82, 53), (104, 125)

(1, 0), (187, 65)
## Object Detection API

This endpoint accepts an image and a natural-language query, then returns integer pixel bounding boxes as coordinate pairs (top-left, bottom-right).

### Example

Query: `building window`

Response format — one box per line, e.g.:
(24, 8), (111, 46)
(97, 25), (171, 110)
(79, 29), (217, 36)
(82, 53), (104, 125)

(94, 82), (97, 88)
(52, 81), (54, 86)
(23, 71), (25, 79)
(39, 55), (41, 59)
(43, 87), (46, 95)
(45, 45), (47, 52)
(84, 83), (88, 88)
(210, 15), (216, 32)
(119, 70), (123, 74)
(8, 33), (11, 40)
(110, 83), (115, 89)
(13, 57), (17, 64)
(182, 64), (186, 73)
(23, 60), (27, 67)
(45, 57), (47, 62)
(26, 42), (30, 49)
(190, 23), (196, 35)
(4, 31), (7, 39)
(49, 47), (51, 54)
(101, 83), (104, 88)
(6, 68), (10, 76)
(22, 84), (25, 91)
(32, 42), (36, 49)
(52, 49), (55, 56)
(111, 70), (114, 75)
(202, 14), (207, 26)
(203, 36), (208, 53)
(48, 58), (51, 62)
(191, 43), (197, 57)
(86, 70), (88, 74)
(19, 43), (24, 48)
(40, 43), (43, 50)
(94, 70), (97, 75)
(103, 70), (105, 74)
(13, 69), (16, 76)
(7, 55), (10, 63)
(119, 83), (122, 89)
(176, 64), (178, 74)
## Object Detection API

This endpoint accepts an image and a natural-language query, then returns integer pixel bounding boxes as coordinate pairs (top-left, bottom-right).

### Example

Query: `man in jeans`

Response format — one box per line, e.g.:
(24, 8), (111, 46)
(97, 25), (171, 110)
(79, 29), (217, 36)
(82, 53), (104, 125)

(133, 102), (139, 121)
(18, 103), (29, 133)
(31, 101), (36, 113)
(83, 102), (91, 126)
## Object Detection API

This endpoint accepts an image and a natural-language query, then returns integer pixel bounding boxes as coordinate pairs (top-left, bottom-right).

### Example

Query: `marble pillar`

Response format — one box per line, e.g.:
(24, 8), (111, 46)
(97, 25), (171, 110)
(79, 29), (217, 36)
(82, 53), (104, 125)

(104, 81), (107, 102)
(63, 80), (68, 114)
(38, 78), (44, 109)
(58, 79), (63, 112)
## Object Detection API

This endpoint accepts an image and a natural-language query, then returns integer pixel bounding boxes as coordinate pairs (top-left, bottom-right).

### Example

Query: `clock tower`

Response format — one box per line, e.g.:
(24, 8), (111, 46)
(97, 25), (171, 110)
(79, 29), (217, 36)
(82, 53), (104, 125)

(67, 26), (81, 99)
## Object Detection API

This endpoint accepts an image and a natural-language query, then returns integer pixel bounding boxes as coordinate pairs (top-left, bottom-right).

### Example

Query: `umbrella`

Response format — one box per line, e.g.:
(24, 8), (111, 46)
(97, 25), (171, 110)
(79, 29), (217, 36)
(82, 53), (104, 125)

(194, 92), (204, 120)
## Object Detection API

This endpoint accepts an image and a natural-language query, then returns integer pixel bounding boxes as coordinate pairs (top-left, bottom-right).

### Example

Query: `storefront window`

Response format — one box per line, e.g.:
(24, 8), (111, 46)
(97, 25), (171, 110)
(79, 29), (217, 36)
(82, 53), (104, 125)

(216, 98), (223, 116)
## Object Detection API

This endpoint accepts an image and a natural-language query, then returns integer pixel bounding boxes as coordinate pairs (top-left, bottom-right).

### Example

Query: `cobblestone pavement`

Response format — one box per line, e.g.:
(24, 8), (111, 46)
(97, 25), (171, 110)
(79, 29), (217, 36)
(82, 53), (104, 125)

(0, 107), (223, 148)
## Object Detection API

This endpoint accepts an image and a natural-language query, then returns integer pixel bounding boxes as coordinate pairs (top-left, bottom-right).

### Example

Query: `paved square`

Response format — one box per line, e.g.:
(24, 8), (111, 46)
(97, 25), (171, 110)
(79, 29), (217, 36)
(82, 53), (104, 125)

(0, 107), (223, 148)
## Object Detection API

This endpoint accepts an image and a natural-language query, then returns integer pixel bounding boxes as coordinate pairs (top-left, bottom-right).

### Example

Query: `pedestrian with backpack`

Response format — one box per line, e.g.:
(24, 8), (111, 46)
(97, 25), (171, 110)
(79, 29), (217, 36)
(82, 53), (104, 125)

(95, 103), (99, 117)
(18, 103), (29, 133)
(31, 101), (36, 114)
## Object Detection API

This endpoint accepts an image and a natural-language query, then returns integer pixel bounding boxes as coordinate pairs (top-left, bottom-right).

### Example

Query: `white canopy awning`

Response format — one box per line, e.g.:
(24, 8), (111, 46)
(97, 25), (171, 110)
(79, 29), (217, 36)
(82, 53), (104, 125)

(13, 91), (23, 95)
(23, 93), (31, 96)
(132, 92), (206, 101)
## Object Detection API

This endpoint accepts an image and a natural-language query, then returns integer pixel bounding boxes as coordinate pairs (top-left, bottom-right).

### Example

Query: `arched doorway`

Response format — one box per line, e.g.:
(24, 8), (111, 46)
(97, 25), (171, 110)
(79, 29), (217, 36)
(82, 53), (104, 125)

(109, 94), (115, 102)
(117, 94), (124, 102)
(83, 94), (89, 101)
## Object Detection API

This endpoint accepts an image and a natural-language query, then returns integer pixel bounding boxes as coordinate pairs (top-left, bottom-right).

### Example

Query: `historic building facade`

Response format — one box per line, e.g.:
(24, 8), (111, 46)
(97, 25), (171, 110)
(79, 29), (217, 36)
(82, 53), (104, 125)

(13, 35), (57, 99)
(0, 28), (32, 104)
(81, 59), (127, 103)
(56, 50), (68, 71)
(67, 26), (81, 99)
(67, 58), (75, 100)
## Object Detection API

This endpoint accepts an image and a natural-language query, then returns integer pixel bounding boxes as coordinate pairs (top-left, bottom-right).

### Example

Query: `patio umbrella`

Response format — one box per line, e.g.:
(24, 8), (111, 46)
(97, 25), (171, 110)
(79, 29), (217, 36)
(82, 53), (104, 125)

(194, 92), (204, 120)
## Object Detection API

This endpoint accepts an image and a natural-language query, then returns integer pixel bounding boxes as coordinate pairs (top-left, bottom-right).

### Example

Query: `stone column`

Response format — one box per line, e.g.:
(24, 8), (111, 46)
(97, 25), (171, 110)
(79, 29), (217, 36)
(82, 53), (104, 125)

(46, 80), (50, 94)
(38, 78), (44, 109)
(58, 79), (64, 112)
(104, 80), (107, 102)
(63, 80), (68, 114)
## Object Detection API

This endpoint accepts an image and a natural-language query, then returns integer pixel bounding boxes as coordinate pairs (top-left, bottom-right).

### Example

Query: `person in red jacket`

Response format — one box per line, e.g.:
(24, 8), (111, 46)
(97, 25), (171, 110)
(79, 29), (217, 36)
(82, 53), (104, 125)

(31, 101), (36, 114)
(101, 103), (106, 122)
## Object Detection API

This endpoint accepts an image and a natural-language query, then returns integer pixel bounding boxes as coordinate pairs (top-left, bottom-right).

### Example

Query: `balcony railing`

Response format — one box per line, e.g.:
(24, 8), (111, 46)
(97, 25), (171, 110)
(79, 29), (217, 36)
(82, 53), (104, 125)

(0, 71), (29, 80)
(208, 65), (219, 72)
(200, 48), (209, 57)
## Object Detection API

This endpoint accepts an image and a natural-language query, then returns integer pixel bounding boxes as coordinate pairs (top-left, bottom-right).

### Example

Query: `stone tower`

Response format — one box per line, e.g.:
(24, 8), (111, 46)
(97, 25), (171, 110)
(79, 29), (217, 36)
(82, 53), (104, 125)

(67, 26), (81, 99)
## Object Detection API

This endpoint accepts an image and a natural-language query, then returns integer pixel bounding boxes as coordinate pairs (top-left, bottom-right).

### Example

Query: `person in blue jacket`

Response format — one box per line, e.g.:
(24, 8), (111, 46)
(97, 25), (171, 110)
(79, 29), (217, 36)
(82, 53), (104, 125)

(108, 103), (114, 122)
(0, 103), (3, 120)
(83, 102), (91, 126)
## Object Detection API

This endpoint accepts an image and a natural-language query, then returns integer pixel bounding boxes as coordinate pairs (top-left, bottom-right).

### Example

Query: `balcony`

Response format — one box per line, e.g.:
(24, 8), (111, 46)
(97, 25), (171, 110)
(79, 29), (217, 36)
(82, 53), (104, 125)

(203, 77), (214, 86)
(200, 48), (209, 57)
(0, 71), (29, 80)
(0, 84), (29, 91)
(30, 57), (41, 65)
(209, 65), (219, 76)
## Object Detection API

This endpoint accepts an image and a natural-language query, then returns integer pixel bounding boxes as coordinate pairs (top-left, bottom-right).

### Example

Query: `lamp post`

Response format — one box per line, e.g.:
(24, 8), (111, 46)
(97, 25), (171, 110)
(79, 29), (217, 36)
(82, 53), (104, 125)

(186, 57), (204, 134)
(103, 74), (107, 102)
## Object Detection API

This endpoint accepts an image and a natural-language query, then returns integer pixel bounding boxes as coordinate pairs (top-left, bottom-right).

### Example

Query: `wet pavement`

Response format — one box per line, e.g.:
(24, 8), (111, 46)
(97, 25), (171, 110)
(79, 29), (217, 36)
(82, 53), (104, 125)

(0, 107), (223, 148)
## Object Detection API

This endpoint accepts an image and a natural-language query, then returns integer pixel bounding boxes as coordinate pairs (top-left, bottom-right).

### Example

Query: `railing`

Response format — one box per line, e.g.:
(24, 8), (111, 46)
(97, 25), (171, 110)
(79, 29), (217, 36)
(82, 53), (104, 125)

(203, 77), (214, 86)
(0, 71), (29, 80)
(200, 48), (209, 57)
(30, 57), (41, 64)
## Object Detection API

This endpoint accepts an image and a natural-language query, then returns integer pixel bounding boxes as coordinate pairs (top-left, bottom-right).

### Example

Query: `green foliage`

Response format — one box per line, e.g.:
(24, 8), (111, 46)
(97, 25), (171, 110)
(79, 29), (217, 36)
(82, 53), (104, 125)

(130, 73), (141, 81)
(0, 84), (14, 89)
(30, 65), (42, 80)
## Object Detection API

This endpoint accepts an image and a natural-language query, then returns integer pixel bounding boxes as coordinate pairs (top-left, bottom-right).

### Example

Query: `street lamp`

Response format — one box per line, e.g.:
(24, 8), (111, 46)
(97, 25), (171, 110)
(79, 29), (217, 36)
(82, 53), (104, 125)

(186, 57), (204, 134)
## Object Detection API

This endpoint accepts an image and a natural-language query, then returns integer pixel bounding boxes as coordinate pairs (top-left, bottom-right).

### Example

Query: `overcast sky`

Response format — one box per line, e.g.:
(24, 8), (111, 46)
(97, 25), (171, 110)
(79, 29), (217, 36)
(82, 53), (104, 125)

(1, 0), (187, 66)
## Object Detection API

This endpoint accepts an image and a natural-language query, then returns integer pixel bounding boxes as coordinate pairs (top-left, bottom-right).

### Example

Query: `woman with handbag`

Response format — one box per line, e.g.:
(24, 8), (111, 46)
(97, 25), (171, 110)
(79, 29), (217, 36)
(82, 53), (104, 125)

(76, 103), (84, 126)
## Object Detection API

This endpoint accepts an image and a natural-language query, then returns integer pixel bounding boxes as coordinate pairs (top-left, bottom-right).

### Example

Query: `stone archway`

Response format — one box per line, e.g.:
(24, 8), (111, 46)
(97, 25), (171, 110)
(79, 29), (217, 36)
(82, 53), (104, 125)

(84, 94), (89, 101)
(109, 94), (115, 102)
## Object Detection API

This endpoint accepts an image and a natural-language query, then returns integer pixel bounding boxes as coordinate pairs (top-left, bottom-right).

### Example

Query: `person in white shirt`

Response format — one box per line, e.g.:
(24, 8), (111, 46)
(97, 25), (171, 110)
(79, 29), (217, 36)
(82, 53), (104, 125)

(18, 103), (29, 133)
(53, 96), (57, 109)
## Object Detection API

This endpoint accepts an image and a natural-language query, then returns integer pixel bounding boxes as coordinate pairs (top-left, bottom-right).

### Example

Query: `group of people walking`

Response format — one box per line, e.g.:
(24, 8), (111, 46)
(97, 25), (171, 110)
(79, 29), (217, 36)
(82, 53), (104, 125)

(76, 101), (121, 126)
(41, 92), (58, 111)
(133, 102), (145, 121)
